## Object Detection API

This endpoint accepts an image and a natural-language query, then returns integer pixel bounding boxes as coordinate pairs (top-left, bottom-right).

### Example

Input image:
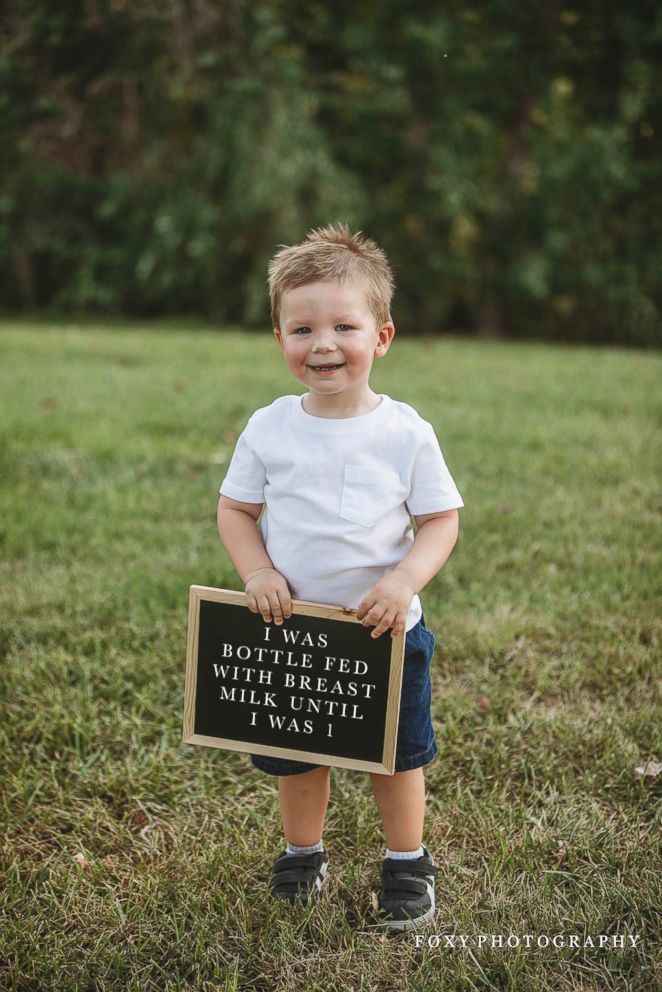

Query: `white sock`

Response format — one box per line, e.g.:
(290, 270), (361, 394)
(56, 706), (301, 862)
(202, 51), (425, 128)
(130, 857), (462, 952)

(285, 839), (324, 856)
(385, 845), (424, 859)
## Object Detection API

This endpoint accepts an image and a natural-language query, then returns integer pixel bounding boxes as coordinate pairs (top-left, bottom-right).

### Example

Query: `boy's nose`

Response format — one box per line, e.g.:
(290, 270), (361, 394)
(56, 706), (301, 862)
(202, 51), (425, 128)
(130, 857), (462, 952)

(311, 332), (339, 352)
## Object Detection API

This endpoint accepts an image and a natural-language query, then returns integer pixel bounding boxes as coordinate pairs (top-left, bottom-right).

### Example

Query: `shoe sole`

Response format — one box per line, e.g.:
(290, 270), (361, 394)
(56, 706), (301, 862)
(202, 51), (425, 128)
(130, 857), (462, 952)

(377, 901), (436, 931)
(375, 870), (436, 932)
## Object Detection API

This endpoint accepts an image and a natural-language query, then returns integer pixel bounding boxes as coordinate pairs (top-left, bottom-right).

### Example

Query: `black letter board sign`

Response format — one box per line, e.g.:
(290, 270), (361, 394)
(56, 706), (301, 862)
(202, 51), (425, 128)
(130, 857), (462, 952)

(184, 586), (406, 774)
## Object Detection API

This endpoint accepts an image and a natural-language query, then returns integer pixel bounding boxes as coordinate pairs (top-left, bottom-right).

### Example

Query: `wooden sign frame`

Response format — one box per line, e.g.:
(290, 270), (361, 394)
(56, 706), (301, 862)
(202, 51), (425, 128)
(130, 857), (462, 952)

(183, 585), (406, 774)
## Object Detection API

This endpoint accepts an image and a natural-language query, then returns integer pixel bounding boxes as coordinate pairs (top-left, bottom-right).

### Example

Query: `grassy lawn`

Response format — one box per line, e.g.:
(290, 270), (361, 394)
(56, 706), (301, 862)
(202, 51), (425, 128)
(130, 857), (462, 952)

(1, 320), (660, 991)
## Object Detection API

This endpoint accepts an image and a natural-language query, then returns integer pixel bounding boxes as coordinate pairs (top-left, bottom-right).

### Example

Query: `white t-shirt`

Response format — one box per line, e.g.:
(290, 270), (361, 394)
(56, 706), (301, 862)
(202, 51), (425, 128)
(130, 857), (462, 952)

(219, 393), (464, 632)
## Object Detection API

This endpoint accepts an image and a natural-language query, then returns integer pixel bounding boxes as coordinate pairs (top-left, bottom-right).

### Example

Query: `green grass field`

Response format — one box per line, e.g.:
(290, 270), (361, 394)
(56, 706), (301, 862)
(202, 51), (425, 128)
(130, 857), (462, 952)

(1, 321), (660, 991)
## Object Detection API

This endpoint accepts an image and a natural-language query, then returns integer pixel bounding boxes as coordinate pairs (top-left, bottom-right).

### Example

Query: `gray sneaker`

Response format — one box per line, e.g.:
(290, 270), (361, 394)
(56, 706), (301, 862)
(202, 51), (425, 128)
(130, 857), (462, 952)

(375, 845), (438, 931)
(269, 849), (329, 905)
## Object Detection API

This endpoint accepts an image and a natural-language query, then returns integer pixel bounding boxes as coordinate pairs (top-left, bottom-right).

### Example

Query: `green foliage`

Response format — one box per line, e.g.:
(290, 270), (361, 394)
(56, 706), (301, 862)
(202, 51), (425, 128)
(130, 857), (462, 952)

(0, 1), (660, 344)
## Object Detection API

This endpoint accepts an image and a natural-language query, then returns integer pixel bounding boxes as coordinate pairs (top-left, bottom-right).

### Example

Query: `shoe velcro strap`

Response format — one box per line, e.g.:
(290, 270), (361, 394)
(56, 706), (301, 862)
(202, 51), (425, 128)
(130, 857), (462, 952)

(383, 860), (438, 878)
(382, 878), (428, 898)
(272, 853), (325, 872)
(271, 867), (319, 887)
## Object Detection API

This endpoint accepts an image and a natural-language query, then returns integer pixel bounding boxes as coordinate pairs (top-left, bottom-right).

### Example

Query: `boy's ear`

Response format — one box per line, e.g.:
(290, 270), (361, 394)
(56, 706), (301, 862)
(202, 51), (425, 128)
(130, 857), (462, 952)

(374, 321), (395, 358)
(273, 327), (285, 352)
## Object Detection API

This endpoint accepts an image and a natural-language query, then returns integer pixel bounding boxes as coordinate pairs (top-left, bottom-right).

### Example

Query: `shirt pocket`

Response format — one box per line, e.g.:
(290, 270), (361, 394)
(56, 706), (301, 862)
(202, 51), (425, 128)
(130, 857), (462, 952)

(339, 464), (405, 528)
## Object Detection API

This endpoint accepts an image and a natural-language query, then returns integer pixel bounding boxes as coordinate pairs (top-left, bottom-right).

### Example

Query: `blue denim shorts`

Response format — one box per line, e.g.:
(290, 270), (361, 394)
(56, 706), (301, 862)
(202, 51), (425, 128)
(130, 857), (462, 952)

(248, 614), (438, 776)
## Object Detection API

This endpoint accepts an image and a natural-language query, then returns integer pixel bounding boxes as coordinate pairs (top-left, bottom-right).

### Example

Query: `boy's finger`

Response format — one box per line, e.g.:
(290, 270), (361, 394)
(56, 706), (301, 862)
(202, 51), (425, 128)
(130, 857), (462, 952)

(257, 595), (272, 621)
(278, 590), (292, 619)
(371, 623), (391, 638)
(371, 621), (389, 638)
(356, 598), (374, 620)
(269, 593), (284, 625)
(389, 614), (405, 638)
(361, 605), (384, 627)
(371, 610), (396, 639)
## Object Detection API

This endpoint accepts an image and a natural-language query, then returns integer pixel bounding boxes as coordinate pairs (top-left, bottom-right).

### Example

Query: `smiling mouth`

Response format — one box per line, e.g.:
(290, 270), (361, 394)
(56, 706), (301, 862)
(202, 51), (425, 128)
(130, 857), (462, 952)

(308, 363), (346, 371)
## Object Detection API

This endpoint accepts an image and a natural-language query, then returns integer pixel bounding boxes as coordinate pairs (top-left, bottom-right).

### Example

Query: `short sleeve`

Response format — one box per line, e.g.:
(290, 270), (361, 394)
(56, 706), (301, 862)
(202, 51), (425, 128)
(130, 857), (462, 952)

(218, 421), (266, 504)
(405, 422), (464, 515)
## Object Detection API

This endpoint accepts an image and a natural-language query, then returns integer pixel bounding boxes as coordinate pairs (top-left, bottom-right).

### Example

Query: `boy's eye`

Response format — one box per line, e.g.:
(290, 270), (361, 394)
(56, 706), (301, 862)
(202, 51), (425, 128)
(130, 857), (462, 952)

(291, 325), (353, 333)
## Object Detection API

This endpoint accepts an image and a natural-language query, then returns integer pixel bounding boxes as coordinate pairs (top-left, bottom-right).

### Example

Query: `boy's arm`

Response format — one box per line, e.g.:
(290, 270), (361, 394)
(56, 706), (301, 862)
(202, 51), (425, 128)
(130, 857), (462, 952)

(217, 495), (293, 623)
(355, 508), (460, 639)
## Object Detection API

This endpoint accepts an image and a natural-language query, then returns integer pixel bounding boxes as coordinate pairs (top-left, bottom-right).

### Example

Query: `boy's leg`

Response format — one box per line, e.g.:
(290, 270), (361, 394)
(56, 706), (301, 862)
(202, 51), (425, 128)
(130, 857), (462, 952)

(369, 767), (425, 850)
(369, 766), (436, 929)
(279, 765), (331, 846)
(269, 766), (331, 904)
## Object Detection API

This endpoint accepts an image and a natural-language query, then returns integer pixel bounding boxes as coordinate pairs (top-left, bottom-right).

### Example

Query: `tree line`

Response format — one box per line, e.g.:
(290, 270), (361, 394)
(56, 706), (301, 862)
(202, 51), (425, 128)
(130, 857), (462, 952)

(1, 0), (660, 345)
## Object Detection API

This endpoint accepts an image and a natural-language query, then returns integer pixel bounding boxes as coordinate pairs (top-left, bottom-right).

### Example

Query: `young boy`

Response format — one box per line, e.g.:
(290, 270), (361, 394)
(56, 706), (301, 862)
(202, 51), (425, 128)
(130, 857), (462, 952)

(217, 222), (463, 931)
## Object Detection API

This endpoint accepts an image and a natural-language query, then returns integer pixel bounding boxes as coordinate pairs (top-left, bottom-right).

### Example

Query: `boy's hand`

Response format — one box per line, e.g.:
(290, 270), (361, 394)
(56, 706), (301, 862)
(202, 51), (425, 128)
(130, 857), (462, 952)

(244, 567), (293, 625)
(356, 573), (416, 639)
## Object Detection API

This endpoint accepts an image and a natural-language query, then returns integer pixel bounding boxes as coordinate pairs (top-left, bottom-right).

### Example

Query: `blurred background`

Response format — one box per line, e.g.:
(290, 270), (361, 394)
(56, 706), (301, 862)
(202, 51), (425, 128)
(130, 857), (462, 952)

(1, 0), (660, 346)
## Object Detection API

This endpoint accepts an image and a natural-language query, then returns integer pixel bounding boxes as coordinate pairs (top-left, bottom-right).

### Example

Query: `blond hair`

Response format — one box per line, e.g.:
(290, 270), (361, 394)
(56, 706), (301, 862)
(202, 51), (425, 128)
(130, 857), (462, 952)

(267, 222), (395, 329)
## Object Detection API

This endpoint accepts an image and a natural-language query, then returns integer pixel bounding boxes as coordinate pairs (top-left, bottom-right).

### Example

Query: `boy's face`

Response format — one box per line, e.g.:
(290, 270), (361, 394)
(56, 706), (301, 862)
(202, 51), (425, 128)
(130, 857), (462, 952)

(274, 280), (394, 405)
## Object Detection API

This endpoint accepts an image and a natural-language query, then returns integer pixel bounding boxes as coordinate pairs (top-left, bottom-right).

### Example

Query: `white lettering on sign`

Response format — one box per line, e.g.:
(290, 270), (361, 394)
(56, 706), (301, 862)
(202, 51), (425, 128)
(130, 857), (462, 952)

(219, 687), (277, 707)
(267, 714), (314, 734)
